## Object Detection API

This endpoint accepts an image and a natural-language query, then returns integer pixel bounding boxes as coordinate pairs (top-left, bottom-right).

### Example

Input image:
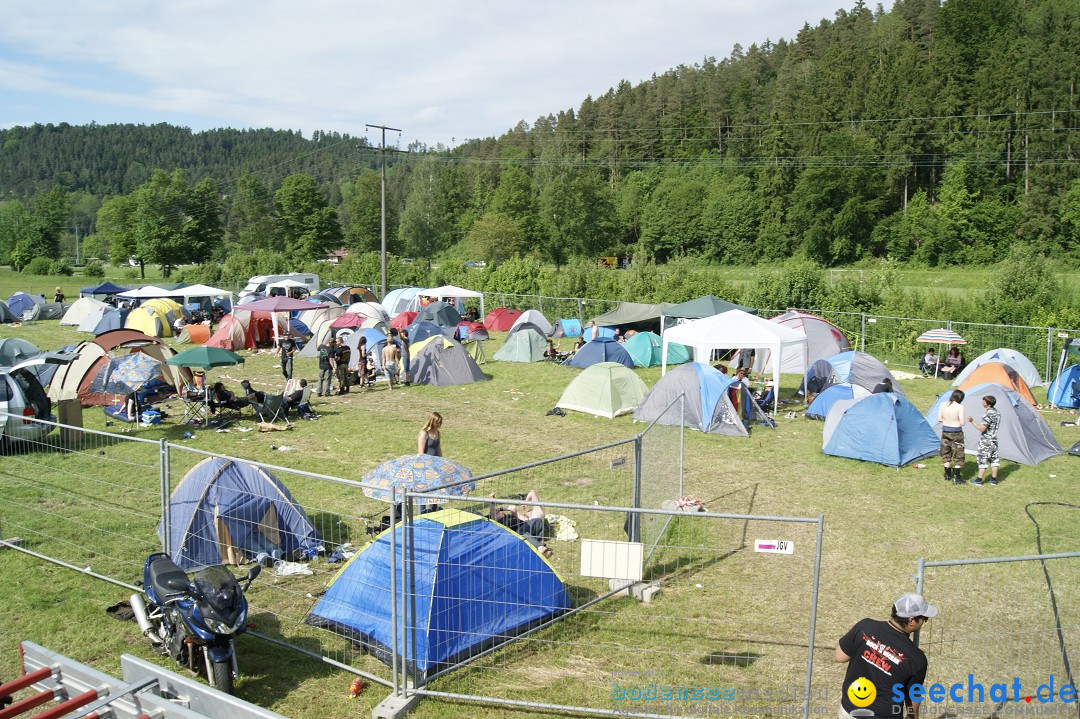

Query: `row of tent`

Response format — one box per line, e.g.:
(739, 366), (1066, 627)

(0, 292), (66, 323)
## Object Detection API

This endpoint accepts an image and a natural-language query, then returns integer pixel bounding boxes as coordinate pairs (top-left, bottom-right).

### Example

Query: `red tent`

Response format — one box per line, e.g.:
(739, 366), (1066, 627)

(330, 314), (365, 329)
(484, 307), (522, 331)
(391, 311), (418, 330)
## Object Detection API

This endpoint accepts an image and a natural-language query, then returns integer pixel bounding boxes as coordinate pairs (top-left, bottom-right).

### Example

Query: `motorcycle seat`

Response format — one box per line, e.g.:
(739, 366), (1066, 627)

(149, 556), (189, 597)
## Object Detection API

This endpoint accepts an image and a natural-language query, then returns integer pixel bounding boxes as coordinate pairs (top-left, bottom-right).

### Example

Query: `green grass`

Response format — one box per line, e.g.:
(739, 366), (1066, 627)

(1, 319), (1078, 718)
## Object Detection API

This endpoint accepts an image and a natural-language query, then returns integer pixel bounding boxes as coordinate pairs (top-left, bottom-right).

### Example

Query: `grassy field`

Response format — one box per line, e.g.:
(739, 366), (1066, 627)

(1, 317), (1078, 718)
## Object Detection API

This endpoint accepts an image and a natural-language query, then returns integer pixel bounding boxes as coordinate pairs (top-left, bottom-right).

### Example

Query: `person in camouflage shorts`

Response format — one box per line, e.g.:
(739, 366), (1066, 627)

(967, 395), (1001, 486)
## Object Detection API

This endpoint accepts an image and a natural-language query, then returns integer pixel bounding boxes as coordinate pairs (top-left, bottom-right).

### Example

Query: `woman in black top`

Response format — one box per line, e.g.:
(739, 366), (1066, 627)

(417, 411), (443, 456)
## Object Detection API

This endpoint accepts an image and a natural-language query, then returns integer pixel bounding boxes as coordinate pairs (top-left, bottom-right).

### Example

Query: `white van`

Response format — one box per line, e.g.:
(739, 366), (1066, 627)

(240, 273), (321, 298)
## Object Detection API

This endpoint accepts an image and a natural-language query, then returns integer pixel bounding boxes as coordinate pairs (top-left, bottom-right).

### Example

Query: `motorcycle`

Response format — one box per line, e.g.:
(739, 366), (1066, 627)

(130, 553), (260, 694)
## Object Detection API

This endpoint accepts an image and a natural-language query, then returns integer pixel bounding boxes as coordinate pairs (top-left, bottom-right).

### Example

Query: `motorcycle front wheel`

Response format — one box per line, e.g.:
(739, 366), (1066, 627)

(210, 659), (234, 694)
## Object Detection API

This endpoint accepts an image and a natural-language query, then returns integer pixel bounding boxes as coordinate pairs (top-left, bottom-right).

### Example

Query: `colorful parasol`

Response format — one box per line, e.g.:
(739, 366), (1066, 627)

(916, 328), (967, 345)
(361, 455), (474, 505)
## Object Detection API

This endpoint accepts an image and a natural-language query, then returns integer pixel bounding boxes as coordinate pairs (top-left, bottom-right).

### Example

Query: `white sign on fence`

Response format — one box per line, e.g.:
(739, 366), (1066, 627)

(755, 539), (794, 554)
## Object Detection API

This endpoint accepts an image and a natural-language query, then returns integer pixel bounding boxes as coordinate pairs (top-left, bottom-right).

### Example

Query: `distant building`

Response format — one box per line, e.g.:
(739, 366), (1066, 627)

(327, 247), (349, 264)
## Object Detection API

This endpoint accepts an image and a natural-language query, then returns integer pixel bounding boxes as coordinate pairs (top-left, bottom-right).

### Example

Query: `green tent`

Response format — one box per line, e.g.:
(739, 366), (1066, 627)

(463, 339), (486, 364)
(623, 331), (690, 367)
(555, 362), (648, 419)
(494, 327), (547, 362)
(661, 295), (757, 331)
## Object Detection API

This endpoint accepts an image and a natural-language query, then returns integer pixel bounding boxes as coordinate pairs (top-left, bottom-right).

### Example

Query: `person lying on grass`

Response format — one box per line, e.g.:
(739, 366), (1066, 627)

(488, 490), (553, 558)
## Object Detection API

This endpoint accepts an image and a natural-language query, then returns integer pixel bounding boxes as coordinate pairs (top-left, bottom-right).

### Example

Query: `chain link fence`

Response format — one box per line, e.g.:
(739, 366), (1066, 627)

(915, 552), (1080, 719)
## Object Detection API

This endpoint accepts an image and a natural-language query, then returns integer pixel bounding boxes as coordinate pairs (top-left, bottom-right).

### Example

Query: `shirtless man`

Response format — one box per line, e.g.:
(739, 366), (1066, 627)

(382, 339), (401, 390)
(937, 390), (966, 484)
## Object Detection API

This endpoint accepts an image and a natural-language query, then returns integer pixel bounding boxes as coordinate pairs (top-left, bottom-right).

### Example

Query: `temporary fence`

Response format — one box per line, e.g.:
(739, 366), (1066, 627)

(397, 490), (826, 719)
(914, 552), (1080, 719)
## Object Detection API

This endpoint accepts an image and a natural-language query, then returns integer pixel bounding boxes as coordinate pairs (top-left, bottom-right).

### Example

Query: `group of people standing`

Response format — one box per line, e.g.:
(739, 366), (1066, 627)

(936, 389), (1001, 485)
(276, 328), (412, 397)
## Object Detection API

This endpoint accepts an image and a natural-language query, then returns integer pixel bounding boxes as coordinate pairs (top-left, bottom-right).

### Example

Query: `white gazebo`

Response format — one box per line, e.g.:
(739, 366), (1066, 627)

(661, 310), (808, 414)
(414, 285), (484, 319)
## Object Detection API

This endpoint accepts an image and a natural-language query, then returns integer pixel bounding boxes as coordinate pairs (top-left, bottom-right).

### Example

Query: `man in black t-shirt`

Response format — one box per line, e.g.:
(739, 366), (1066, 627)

(317, 341), (335, 396)
(277, 336), (297, 380)
(837, 593), (936, 719)
(335, 337), (351, 394)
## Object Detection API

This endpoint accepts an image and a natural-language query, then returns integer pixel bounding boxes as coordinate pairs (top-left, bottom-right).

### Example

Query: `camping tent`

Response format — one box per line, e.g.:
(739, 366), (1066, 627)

(405, 320), (449, 345)
(953, 348), (1044, 388)
(382, 287), (422, 318)
(754, 311), (851, 374)
(509, 310), (552, 336)
(552, 319), (582, 338)
(48, 329), (189, 406)
(60, 297), (110, 326)
(661, 295), (756, 332)
(483, 307), (522, 331)
(957, 362), (1037, 406)
(0, 337), (57, 385)
(174, 324), (212, 345)
(416, 300), (463, 328)
(323, 286), (377, 305)
(81, 307), (126, 335)
(39, 302), (65, 320)
(805, 383), (871, 420)
(506, 321), (548, 340)
(582, 325), (617, 342)
(125, 298), (184, 338)
(622, 331), (690, 368)
(346, 301), (389, 323)
(391, 311), (418, 330)
(564, 336), (634, 369)
(161, 457), (321, 571)
(306, 507), (570, 680)
(344, 328), (388, 370)
(633, 362), (769, 437)
(456, 321), (489, 341)
(556, 362), (648, 418)
(661, 310), (808, 414)
(493, 327), (549, 362)
(925, 383), (1062, 466)
(805, 351), (901, 397)
(0, 300), (12, 324)
(590, 302), (672, 333)
(7, 292), (45, 318)
(822, 393), (939, 467)
(411, 336), (489, 386)
(1047, 364), (1080, 409)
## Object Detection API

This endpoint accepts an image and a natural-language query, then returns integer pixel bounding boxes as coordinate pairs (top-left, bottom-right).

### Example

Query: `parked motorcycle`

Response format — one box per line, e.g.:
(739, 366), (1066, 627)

(130, 553), (260, 694)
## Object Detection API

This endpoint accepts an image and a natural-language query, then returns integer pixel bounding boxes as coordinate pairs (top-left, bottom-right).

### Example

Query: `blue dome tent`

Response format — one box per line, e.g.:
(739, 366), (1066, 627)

(1046, 364), (1080, 409)
(306, 508), (570, 680)
(161, 457), (321, 571)
(805, 383), (871, 420)
(564, 336), (634, 369)
(821, 393), (938, 467)
(633, 362), (770, 436)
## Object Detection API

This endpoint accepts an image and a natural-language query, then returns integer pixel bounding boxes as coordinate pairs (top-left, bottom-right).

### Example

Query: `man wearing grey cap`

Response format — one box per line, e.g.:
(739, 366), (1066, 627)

(836, 593), (937, 719)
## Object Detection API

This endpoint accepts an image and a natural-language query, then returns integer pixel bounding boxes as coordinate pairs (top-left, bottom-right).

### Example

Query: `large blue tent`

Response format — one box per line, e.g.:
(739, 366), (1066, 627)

(805, 383), (870, 420)
(1047, 364), (1080, 409)
(307, 508), (570, 680)
(161, 457), (321, 571)
(564, 336), (634, 369)
(821, 393), (938, 467)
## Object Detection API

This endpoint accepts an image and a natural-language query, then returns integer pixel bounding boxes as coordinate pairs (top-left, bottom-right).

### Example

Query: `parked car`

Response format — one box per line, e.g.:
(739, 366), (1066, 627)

(0, 354), (73, 450)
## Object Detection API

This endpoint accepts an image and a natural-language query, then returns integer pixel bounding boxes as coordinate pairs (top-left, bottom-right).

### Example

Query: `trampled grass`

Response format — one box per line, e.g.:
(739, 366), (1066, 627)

(1, 317), (1078, 718)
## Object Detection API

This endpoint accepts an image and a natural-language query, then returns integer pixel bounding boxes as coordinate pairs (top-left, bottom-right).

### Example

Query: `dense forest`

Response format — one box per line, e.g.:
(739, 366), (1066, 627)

(0, 0), (1077, 278)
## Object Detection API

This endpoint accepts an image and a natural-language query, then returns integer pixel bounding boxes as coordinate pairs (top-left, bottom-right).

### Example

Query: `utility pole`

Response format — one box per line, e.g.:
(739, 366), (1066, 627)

(365, 123), (400, 298)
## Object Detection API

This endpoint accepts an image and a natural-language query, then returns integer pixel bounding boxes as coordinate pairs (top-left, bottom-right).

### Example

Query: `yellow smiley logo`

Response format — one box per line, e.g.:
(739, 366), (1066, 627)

(848, 677), (876, 708)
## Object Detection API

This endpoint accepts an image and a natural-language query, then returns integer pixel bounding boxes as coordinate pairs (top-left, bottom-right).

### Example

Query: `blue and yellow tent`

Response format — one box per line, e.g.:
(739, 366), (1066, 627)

(307, 508), (571, 680)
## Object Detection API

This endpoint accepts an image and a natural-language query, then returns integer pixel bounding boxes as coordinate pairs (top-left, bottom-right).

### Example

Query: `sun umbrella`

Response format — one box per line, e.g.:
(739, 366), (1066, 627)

(166, 346), (245, 370)
(361, 455), (474, 506)
(916, 328), (967, 345)
(103, 352), (164, 394)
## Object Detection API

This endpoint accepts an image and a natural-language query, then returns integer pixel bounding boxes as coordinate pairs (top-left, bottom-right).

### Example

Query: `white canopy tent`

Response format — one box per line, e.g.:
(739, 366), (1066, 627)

(116, 286), (168, 300)
(171, 284), (234, 307)
(413, 285), (484, 320)
(661, 310), (808, 415)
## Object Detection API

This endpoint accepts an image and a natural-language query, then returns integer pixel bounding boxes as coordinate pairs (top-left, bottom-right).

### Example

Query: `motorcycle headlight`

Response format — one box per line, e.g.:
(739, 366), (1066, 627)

(204, 617), (233, 634)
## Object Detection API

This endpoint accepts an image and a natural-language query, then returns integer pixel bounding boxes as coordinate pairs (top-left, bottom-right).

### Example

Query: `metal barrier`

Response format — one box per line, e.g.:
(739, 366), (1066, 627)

(397, 491), (825, 718)
(915, 552), (1080, 719)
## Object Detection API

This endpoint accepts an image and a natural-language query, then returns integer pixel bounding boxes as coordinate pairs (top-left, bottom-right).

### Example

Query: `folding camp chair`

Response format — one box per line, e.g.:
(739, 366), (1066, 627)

(257, 393), (292, 428)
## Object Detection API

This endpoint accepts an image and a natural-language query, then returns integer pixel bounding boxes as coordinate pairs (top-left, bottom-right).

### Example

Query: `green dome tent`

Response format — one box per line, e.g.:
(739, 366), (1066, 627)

(494, 327), (548, 362)
(556, 362), (648, 418)
(623, 331), (690, 368)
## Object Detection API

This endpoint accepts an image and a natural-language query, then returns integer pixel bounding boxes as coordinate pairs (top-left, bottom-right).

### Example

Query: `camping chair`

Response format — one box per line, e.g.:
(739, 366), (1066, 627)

(754, 386), (776, 413)
(257, 393), (293, 428)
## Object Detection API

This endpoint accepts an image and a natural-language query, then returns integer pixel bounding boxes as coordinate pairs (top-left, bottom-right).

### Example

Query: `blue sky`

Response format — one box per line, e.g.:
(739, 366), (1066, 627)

(1, 0), (844, 149)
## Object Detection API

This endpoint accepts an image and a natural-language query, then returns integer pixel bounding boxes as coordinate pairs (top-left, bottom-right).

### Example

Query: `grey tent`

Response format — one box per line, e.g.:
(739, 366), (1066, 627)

(661, 295), (757, 331)
(40, 302), (65, 320)
(494, 327), (548, 362)
(805, 351), (902, 396)
(416, 301), (462, 328)
(633, 362), (770, 437)
(411, 336), (489, 386)
(506, 321), (548, 340)
(590, 302), (673, 332)
(0, 300), (13, 323)
(925, 383), (1062, 466)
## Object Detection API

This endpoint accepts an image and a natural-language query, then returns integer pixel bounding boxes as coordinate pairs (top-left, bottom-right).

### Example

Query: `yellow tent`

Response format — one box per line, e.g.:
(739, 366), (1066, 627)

(125, 298), (183, 338)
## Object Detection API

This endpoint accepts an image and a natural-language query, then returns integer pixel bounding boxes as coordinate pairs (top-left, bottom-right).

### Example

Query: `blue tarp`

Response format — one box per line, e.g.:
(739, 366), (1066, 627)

(160, 457), (321, 571)
(822, 393), (938, 467)
(307, 509), (570, 680)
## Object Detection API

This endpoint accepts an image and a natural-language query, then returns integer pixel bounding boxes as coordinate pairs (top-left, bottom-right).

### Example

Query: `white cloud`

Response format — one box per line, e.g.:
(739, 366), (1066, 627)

(0, 0), (842, 144)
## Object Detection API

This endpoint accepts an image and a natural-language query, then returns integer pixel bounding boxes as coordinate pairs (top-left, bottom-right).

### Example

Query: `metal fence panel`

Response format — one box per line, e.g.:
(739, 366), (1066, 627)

(916, 553), (1080, 719)
(0, 413), (162, 586)
(401, 492), (824, 718)
(636, 394), (685, 564)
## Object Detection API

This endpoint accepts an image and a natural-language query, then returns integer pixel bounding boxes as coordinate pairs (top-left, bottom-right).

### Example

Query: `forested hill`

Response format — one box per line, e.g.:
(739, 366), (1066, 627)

(0, 124), (372, 198)
(1, 0), (1078, 274)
